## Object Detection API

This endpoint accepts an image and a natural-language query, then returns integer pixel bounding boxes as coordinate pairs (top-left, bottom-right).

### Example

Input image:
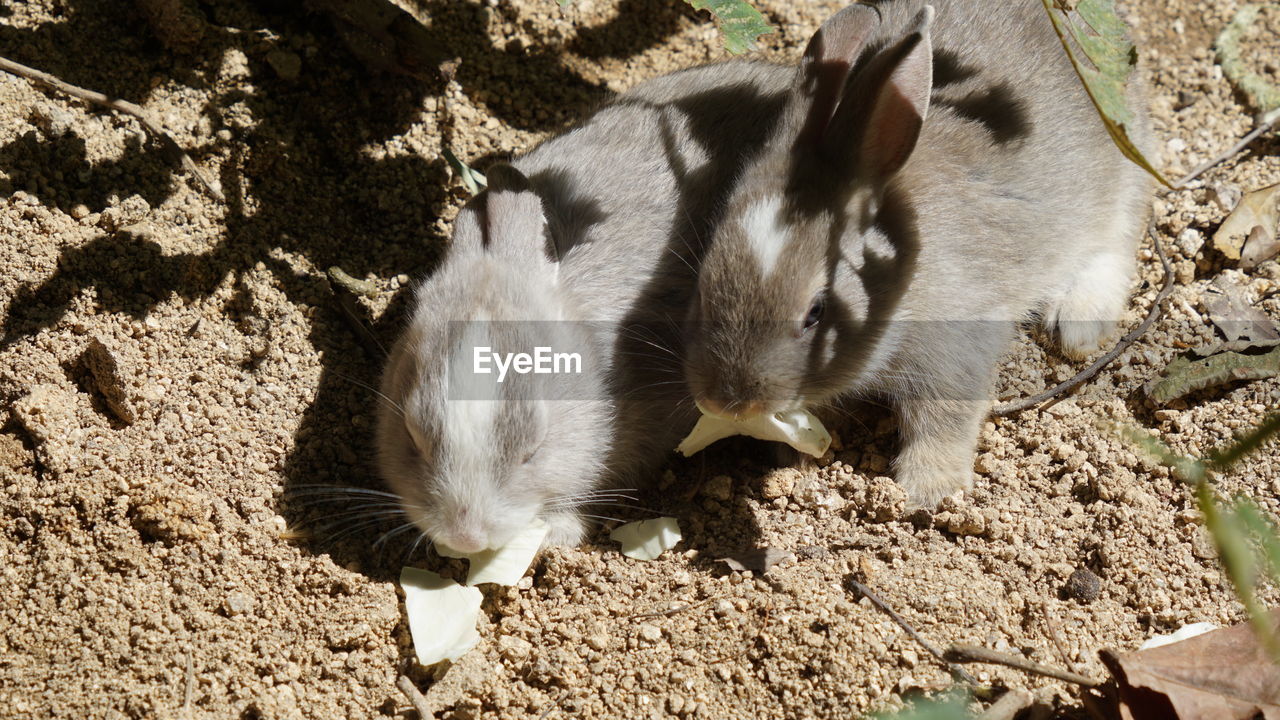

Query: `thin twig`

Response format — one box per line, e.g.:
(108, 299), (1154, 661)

(628, 595), (718, 621)
(325, 273), (388, 359)
(182, 654), (195, 720)
(847, 579), (979, 685)
(0, 55), (225, 202)
(994, 219), (1174, 415)
(1038, 601), (1082, 678)
(945, 644), (1101, 687)
(1176, 108), (1280, 187)
(396, 675), (433, 719)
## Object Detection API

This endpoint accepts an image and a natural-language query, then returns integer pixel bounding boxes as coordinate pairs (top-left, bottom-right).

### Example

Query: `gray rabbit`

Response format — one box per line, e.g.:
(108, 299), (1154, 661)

(682, 0), (1155, 506)
(378, 63), (793, 551)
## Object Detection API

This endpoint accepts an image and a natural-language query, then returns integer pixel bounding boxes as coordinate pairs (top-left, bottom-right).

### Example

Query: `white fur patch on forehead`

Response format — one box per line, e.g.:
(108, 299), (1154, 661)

(444, 399), (495, 477)
(440, 319), (496, 506)
(741, 196), (789, 277)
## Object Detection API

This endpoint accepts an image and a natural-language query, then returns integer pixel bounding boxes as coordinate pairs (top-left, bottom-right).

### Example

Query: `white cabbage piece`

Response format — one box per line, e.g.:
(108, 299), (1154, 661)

(676, 407), (831, 458)
(1139, 622), (1219, 650)
(399, 567), (483, 666)
(610, 517), (682, 561)
(435, 519), (549, 586)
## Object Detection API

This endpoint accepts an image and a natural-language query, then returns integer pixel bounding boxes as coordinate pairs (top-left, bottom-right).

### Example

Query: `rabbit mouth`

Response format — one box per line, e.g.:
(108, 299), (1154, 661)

(693, 396), (766, 421)
(694, 395), (808, 421)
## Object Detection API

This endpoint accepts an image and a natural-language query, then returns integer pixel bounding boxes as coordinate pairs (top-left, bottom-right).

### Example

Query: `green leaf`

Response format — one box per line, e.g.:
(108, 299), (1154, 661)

(1143, 346), (1280, 406)
(868, 692), (970, 720)
(442, 147), (487, 196)
(1233, 498), (1280, 581)
(1216, 5), (1280, 113)
(1041, 0), (1172, 187)
(685, 0), (774, 55)
(1206, 412), (1280, 472)
(1115, 423), (1205, 484)
(1198, 484), (1280, 661)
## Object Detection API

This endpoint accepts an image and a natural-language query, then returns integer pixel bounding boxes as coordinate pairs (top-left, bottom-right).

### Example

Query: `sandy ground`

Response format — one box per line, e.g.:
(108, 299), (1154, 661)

(1, 0), (1278, 718)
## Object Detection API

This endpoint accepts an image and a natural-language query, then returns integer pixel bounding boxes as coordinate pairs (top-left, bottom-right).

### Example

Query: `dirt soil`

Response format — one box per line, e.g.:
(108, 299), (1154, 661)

(1, 0), (1278, 718)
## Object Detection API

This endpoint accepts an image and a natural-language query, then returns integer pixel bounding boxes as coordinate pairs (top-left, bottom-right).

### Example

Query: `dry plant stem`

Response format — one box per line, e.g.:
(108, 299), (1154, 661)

(1176, 110), (1280, 187)
(326, 266), (380, 297)
(945, 644), (1100, 687)
(325, 274), (387, 359)
(396, 675), (433, 719)
(847, 579), (979, 685)
(0, 55), (225, 202)
(993, 219), (1173, 415)
(977, 689), (1034, 720)
(1039, 600), (1087, 678)
(181, 654), (195, 720)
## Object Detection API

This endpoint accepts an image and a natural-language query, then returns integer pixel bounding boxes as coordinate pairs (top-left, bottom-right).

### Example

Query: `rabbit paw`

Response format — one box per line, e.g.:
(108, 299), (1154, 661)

(542, 509), (588, 547)
(894, 459), (974, 509)
(1044, 252), (1133, 360)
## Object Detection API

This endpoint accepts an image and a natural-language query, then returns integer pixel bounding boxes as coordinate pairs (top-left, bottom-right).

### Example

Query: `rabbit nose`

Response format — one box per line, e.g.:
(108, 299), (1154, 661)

(698, 395), (766, 421)
(440, 509), (490, 553)
(440, 528), (488, 554)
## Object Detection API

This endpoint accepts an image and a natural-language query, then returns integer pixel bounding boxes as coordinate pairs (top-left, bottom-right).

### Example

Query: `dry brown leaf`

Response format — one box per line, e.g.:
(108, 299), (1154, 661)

(1214, 183), (1280, 260)
(1242, 224), (1280, 269)
(716, 548), (794, 574)
(1099, 610), (1280, 720)
(1203, 276), (1280, 344)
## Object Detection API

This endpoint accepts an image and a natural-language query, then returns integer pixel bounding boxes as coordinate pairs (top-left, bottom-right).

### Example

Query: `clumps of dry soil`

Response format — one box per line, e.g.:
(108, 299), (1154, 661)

(1, 0), (1278, 718)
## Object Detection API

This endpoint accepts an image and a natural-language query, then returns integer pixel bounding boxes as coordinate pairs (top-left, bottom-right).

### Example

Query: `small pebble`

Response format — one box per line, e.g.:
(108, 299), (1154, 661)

(1065, 566), (1102, 602)
(638, 624), (662, 643)
(266, 49), (302, 80)
(1176, 228), (1204, 257)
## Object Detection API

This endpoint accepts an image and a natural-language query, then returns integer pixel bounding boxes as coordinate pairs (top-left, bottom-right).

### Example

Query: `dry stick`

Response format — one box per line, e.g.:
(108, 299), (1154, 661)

(325, 273), (387, 360)
(0, 55), (225, 202)
(181, 654), (195, 720)
(396, 675), (433, 719)
(1176, 108), (1280, 187)
(1038, 601), (1083, 678)
(847, 579), (979, 686)
(945, 644), (1100, 687)
(993, 219), (1174, 416)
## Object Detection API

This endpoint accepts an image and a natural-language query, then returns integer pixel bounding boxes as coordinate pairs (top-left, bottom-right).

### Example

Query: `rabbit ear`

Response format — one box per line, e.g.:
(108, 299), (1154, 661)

(826, 6), (935, 184)
(790, 3), (883, 153)
(476, 164), (560, 268)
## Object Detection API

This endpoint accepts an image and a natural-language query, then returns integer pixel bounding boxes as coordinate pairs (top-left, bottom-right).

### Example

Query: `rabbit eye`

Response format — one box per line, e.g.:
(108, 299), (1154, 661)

(802, 298), (825, 331)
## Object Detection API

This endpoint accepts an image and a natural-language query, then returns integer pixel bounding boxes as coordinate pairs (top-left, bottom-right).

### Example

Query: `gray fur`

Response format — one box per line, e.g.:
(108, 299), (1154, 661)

(378, 62), (792, 548)
(684, 0), (1155, 506)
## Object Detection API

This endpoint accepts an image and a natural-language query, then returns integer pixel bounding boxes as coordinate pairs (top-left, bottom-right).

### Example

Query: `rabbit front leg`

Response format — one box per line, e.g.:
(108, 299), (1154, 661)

(892, 393), (991, 507)
(885, 325), (1009, 507)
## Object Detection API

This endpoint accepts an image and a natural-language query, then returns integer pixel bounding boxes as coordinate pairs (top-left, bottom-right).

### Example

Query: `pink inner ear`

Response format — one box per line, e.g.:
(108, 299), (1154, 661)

(857, 37), (933, 183)
(793, 5), (880, 151)
(861, 87), (925, 182)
